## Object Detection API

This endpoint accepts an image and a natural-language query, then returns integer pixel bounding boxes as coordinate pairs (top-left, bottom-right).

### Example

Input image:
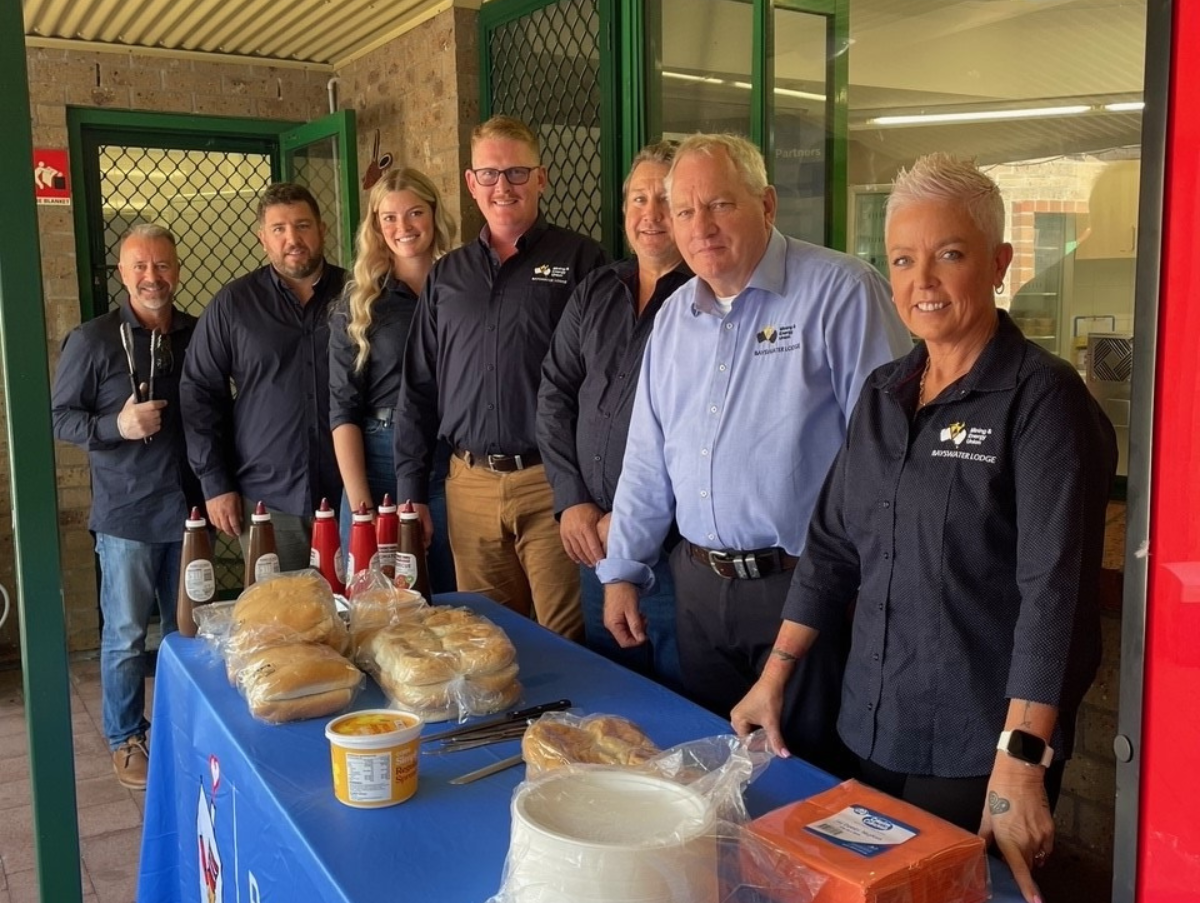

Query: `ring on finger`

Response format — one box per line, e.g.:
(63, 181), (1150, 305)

(1033, 850), (1048, 866)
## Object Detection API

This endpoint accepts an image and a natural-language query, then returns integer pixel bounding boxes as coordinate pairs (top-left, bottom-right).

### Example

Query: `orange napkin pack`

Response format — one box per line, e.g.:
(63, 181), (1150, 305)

(742, 780), (990, 903)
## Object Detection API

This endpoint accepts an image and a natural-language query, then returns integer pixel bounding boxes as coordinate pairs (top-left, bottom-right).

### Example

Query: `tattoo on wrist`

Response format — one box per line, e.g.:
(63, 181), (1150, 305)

(771, 648), (798, 663)
(988, 791), (1011, 816)
(1020, 701), (1034, 729)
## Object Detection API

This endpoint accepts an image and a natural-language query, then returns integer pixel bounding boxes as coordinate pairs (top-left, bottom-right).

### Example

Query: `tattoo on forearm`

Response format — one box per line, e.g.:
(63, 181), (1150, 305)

(988, 791), (1011, 816)
(771, 648), (798, 663)
(1020, 701), (1034, 729)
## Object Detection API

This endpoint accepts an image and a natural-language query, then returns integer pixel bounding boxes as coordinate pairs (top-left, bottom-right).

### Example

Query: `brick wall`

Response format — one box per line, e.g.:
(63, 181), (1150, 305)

(1, 46), (329, 662)
(336, 7), (483, 243)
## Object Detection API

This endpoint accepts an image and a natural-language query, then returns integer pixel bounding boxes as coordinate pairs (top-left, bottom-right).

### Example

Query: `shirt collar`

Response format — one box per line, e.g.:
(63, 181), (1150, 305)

(477, 213), (548, 255)
(877, 309), (1027, 396)
(119, 299), (185, 333)
(268, 261), (329, 300)
(689, 228), (786, 316)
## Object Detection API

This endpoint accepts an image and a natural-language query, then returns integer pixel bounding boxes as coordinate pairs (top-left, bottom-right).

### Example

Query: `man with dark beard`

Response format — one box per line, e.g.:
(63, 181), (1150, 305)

(181, 183), (347, 569)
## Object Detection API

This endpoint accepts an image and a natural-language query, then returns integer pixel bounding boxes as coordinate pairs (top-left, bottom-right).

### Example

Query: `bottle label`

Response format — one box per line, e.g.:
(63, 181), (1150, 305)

(395, 552), (418, 589)
(334, 548), (346, 583)
(310, 548), (321, 568)
(255, 553), (280, 582)
(185, 560), (216, 603)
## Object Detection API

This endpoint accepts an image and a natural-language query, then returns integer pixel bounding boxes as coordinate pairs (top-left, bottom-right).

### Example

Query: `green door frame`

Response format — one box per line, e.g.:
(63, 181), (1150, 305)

(2, 1), (82, 899)
(67, 109), (299, 321)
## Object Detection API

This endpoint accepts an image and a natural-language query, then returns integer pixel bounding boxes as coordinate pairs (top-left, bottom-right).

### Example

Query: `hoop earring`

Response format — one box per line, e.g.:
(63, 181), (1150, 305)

(995, 282), (1005, 294)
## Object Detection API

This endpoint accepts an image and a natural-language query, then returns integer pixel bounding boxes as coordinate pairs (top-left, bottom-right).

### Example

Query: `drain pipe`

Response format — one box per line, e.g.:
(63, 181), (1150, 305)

(327, 77), (342, 114)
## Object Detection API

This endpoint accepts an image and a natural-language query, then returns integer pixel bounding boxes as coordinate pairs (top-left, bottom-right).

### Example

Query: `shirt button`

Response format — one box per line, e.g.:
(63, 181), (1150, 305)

(486, 403), (495, 411)
(709, 405), (718, 414)
(593, 455), (601, 461)
(486, 364), (495, 371)
(707, 533), (715, 541)
(883, 552), (890, 560)
(866, 702), (874, 712)
(618, 372), (626, 380)
(700, 490), (708, 498)
(718, 364), (727, 372)
(724, 323), (733, 330)
(487, 324), (496, 331)
(872, 652), (880, 662)
(700, 448), (708, 456)
(880, 501), (890, 509)
(877, 602), (884, 611)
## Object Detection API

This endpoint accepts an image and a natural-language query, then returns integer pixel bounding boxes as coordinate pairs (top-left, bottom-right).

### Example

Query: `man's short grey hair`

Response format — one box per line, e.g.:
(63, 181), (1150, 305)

(886, 153), (1005, 248)
(664, 133), (769, 199)
(121, 223), (177, 248)
(622, 139), (680, 202)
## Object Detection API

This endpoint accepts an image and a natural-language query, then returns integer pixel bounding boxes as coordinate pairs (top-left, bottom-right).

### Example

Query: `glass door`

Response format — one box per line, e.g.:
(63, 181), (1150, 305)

(280, 110), (360, 266)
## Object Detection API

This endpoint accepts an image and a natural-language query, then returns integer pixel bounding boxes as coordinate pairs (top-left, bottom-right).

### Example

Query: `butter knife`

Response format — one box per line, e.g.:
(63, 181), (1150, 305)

(449, 753), (524, 785)
(421, 698), (571, 745)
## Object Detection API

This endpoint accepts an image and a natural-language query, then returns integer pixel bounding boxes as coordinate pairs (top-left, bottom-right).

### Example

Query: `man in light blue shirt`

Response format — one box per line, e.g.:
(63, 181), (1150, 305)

(597, 134), (910, 773)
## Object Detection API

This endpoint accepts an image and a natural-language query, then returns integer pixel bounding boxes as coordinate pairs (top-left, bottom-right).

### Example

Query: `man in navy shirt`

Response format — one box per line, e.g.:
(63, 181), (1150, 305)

(52, 224), (200, 788)
(181, 184), (346, 570)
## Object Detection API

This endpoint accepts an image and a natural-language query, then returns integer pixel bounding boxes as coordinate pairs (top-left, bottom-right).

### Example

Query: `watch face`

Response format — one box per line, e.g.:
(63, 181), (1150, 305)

(1007, 730), (1048, 763)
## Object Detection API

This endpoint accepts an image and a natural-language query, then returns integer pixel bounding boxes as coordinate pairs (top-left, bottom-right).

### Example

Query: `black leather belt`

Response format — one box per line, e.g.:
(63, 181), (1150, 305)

(689, 542), (798, 580)
(367, 406), (394, 425)
(453, 447), (542, 473)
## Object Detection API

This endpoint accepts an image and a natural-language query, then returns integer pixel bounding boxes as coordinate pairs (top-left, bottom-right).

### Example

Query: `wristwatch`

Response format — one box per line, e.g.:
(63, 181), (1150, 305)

(997, 729), (1054, 768)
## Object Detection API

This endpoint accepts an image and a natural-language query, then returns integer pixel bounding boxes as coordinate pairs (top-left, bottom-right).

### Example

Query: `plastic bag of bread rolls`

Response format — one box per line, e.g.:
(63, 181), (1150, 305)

(236, 642), (363, 724)
(223, 569), (350, 683)
(355, 605), (521, 722)
(521, 712), (660, 775)
(344, 567), (426, 641)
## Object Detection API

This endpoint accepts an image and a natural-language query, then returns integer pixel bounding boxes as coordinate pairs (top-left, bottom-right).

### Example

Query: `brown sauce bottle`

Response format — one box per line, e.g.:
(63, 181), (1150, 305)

(176, 507), (215, 638)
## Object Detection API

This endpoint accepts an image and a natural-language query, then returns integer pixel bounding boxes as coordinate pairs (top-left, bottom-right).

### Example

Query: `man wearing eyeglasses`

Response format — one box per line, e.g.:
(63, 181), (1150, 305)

(51, 223), (203, 790)
(394, 115), (608, 640)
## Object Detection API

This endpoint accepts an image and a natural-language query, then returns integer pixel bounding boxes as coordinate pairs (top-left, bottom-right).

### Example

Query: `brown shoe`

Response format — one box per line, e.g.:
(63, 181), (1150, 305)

(112, 735), (149, 790)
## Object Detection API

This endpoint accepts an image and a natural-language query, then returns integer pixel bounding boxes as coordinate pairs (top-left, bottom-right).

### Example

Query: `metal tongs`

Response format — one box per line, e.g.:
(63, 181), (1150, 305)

(422, 698), (571, 754)
(119, 323), (162, 444)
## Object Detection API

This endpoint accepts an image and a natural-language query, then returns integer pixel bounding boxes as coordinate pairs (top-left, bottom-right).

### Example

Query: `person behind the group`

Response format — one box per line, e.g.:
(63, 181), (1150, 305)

(181, 183), (347, 570)
(394, 115), (608, 640)
(537, 140), (689, 689)
(51, 224), (202, 788)
(329, 166), (457, 590)
(731, 153), (1117, 903)
(597, 133), (911, 773)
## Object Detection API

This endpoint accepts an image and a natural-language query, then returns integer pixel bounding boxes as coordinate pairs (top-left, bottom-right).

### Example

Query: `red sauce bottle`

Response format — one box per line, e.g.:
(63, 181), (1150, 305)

(346, 502), (378, 587)
(376, 494), (399, 581)
(309, 497), (345, 595)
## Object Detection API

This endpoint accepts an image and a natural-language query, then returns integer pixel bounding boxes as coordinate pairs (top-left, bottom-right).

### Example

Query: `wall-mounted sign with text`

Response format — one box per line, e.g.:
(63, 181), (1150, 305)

(33, 149), (70, 205)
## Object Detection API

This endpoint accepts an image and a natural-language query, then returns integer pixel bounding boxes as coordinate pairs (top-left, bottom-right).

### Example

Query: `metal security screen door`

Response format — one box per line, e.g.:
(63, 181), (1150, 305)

(71, 113), (288, 599)
(281, 109), (359, 266)
(482, 0), (615, 251)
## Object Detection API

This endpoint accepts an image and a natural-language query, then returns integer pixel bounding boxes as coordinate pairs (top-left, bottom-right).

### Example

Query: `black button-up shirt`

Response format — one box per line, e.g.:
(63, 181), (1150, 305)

(328, 276), (419, 429)
(537, 258), (691, 515)
(180, 263), (346, 517)
(51, 303), (202, 542)
(783, 311), (1117, 777)
(394, 216), (608, 502)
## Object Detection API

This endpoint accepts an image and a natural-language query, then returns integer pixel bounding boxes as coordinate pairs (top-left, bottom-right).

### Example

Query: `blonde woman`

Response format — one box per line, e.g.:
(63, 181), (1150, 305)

(329, 167), (457, 589)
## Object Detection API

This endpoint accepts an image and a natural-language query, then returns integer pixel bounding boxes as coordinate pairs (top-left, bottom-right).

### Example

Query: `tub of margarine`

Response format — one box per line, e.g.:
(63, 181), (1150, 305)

(326, 709), (423, 808)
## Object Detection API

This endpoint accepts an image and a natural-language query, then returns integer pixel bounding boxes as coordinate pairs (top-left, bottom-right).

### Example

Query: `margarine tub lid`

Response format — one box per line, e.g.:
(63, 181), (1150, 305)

(327, 709), (423, 739)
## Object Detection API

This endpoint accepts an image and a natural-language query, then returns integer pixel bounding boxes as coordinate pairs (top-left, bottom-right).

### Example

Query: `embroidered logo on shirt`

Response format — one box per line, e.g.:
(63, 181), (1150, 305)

(932, 421), (996, 463)
(753, 323), (799, 356)
(532, 263), (571, 284)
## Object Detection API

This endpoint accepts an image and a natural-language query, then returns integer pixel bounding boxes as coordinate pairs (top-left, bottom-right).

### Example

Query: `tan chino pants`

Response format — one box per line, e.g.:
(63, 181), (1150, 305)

(444, 455), (583, 641)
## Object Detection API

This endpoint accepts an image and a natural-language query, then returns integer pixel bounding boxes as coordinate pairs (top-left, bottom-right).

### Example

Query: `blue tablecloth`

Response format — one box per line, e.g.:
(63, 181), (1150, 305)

(139, 593), (1023, 902)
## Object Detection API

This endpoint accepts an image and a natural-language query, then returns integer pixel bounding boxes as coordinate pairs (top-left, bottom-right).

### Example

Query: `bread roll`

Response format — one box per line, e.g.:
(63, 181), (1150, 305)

(229, 571), (341, 653)
(349, 585), (424, 635)
(523, 714), (659, 773)
(238, 643), (362, 724)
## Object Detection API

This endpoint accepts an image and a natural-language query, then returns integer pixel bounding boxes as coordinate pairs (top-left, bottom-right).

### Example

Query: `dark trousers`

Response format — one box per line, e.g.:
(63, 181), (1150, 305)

(671, 541), (852, 776)
(857, 756), (1067, 833)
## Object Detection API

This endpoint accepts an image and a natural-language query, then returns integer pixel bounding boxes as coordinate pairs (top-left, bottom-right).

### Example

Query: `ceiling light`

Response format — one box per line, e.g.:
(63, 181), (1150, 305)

(1104, 101), (1145, 112)
(869, 105), (1090, 126)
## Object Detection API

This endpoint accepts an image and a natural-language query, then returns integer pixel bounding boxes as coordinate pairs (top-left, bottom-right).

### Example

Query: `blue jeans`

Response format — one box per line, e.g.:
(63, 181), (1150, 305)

(94, 533), (181, 750)
(583, 554), (683, 694)
(340, 421), (457, 594)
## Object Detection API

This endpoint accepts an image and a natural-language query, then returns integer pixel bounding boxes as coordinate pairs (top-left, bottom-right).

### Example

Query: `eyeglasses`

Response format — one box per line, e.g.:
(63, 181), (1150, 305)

(470, 166), (539, 186)
(150, 331), (173, 378)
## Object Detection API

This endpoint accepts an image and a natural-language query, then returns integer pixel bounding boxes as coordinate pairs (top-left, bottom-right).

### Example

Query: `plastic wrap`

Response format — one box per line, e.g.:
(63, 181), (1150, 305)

(344, 566), (426, 641)
(354, 605), (521, 722)
(489, 730), (826, 903)
(236, 641), (363, 724)
(741, 780), (991, 903)
(521, 711), (660, 774)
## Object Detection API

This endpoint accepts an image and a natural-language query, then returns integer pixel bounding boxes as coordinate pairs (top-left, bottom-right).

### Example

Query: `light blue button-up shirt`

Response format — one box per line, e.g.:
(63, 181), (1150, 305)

(597, 229), (912, 590)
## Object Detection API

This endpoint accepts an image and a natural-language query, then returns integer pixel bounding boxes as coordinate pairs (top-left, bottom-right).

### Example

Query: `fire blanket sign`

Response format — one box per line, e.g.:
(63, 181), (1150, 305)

(33, 149), (70, 205)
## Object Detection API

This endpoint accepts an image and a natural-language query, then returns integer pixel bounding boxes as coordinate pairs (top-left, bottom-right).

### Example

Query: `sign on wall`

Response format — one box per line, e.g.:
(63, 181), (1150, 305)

(33, 148), (70, 205)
